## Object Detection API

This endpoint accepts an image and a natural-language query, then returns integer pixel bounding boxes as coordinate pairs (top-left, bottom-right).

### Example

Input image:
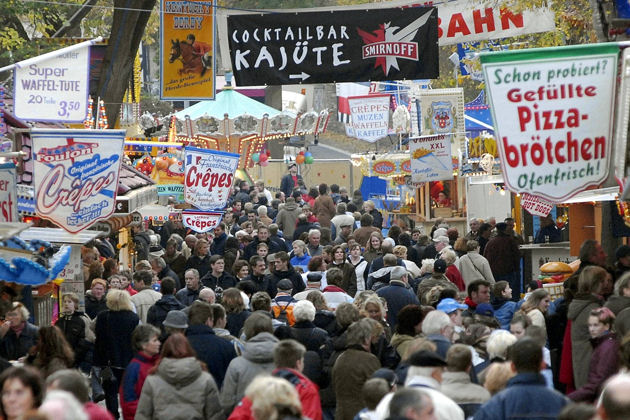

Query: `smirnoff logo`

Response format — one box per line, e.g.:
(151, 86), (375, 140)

(357, 10), (432, 76)
(36, 139), (98, 163)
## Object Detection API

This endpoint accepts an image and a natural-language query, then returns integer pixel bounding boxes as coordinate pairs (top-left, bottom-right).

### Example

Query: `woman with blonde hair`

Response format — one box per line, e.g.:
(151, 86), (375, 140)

(363, 232), (384, 264)
(245, 376), (302, 420)
(0, 302), (38, 361)
(221, 288), (251, 337)
(393, 245), (421, 278)
(94, 289), (139, 418)
(518, 288), (551, 329)
(361, 297), (390, 339)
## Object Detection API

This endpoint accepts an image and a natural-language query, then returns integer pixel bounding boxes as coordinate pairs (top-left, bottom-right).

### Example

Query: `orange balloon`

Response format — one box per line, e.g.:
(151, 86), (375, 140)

(296, 155), (305, 164)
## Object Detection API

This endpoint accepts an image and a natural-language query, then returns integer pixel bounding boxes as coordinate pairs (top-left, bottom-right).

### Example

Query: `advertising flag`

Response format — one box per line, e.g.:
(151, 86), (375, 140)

(32, 129), (125, 233)
(348, 94), (390, 142)
(0, 163), (17, 222)
(228, 7), (438, 85)
(184, 147), (239, 210)
(14, 44), (90, 122)
(160, 0), (216, 99)
(410, 134), (453, 182)
(481, 44), (618, 202)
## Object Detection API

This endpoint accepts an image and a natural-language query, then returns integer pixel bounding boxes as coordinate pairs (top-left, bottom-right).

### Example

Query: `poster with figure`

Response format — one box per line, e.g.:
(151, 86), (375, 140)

(482, 43), (617, 202)
(32, 129), (125, 233)
(160, 0), (215, 99)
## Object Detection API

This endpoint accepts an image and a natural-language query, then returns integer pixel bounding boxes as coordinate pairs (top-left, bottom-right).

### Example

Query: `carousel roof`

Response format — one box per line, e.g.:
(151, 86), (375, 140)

(174, 87), (282, 121)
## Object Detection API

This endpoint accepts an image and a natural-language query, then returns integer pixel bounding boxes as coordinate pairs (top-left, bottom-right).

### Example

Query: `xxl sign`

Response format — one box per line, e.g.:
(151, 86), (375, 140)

(184, 147), (239, 210)
(482, 44), (618, 202)
(32, 129), (125, 233)
(410, 134), (453, 182)
(228, 7), (438, 85)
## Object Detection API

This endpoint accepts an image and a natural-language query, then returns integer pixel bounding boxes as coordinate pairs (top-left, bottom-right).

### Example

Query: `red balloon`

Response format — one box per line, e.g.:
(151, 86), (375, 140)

(299, 151), (305, 155)
(259, 153), (269, 162)
(266, 149), (271, 156)
(296, 154), (305, 164)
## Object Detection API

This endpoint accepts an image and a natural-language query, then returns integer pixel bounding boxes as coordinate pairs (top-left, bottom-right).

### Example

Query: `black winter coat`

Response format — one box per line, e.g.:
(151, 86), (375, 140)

(146, 295), (185, 329)
(94, 310), (139, 369)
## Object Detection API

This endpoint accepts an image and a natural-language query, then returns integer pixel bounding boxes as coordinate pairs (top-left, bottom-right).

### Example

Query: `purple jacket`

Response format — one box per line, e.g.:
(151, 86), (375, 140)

(568, 331), (619, 402)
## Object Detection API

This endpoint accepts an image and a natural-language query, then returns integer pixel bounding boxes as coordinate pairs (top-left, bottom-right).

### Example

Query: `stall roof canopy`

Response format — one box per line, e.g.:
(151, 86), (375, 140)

(118, 164), (154, 195)
(20, 227), (102, 245)
(174, 88), (282, 120)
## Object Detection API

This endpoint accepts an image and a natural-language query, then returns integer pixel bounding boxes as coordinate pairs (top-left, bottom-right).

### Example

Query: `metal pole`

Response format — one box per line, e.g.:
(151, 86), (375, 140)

(0, 37), (103, 74)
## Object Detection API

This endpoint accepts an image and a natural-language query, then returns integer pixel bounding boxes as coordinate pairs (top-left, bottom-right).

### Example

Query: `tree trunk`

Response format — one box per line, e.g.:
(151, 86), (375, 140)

(96, 0), (156, 126)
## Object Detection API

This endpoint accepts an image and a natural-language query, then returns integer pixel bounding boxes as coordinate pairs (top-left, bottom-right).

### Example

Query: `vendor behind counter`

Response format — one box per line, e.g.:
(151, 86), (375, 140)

(534, 214), (562, 244)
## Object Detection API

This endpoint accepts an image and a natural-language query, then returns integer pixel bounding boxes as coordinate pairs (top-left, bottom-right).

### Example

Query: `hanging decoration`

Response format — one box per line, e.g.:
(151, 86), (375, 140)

(97, 99), (108, 129)
(83, 97), (95, 129)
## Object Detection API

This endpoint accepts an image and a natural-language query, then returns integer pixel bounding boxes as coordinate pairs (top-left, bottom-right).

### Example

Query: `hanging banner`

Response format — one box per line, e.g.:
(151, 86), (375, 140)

(228, 7), (438, 86)
(410, 134), (453, 182)
(184, 147), (239, 210)
(434, 0), (554, 46)
(481, 44), (618, 202)
(419, 88), (465, 140)
(14, 45), (90, 122)
(521, 193), (553, 217)
(32, 129), (125, 233)
(160, 0), (216, 100)
(348, 94), (390, 142)
(0, 163), (17, 222)
(182, 210), (223, 233)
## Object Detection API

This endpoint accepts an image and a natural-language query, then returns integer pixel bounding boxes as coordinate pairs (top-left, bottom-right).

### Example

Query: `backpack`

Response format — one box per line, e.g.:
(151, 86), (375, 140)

(272, 299), (295, 326)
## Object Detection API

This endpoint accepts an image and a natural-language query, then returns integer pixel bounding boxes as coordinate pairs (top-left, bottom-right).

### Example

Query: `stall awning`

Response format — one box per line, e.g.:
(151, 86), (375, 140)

(562, 187), (619, 204)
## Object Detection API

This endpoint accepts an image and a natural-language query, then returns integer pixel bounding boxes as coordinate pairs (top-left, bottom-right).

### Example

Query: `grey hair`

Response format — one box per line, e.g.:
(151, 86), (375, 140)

(421, 310), (452, 336)
(293, 300), (316, 322)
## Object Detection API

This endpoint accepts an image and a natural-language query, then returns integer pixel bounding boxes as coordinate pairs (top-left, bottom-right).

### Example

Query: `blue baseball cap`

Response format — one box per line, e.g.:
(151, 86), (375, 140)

(437, 298), (467, 314)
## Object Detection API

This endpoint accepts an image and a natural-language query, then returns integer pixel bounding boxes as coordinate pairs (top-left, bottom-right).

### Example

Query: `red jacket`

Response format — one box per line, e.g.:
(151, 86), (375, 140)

(445, 265), (465, 291)
(119, 352), (159, 420)
(228, 368), (321, 420)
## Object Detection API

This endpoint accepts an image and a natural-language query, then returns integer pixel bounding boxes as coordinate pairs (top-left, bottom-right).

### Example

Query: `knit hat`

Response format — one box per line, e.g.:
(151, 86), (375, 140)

(163, 310), (188, 329)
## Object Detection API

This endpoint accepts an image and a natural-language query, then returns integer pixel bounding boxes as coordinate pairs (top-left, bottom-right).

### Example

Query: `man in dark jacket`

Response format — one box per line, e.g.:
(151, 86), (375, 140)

(376, 266), (420, 328)
(200, 255), (237, 291)
(146, 278), (185, 330)
(186, 301), (237, 388)
(245, 256), (270, 294)
(149, 256), (180, 290)
(266, 252), (305, 297)
(483, 223), (521, 300)
(243, 225), (284, 260)
(176, 269), (202, 306)
(210, 223), (228, 256)
(131, 223), (151, 261)
(280, 163), (303, 198)
(473, 338), (568, 419)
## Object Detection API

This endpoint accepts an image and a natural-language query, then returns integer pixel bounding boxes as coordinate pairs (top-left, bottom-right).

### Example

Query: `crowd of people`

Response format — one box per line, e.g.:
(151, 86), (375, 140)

(0, 169), (630, 420)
